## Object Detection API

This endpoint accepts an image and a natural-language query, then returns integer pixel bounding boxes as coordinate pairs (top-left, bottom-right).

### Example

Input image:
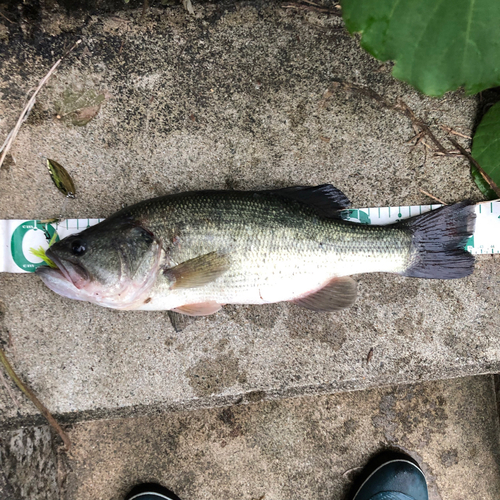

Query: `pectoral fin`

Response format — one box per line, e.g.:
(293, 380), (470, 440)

(164, 252), (230, 289)
(292, 276), (357, 312)
(173, 301), (222, 316)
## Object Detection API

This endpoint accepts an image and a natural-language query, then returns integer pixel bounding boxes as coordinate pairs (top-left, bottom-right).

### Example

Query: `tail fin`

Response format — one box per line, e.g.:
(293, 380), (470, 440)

(401, 202), (476, 279)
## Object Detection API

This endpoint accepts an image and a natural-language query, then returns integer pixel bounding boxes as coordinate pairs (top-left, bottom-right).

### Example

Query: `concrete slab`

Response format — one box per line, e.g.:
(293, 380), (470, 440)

(0, 425), (61, 500)
(2, 375), (500, 500)
(0, 1), (499, 422)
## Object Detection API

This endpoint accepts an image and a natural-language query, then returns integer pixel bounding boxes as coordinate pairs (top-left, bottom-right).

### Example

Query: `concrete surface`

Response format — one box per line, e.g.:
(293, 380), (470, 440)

(0, 1), (499, 424)
(2, 375), (500, 500)
(0, 426), (60, 500)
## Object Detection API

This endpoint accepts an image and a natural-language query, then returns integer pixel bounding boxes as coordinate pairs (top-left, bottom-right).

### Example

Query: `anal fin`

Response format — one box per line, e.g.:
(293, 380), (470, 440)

(172, 301), (222, 316)
(291, 276), (357, 312)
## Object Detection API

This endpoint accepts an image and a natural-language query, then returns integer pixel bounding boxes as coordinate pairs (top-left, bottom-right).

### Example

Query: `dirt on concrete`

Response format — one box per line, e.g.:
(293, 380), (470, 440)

(2, 375), (499, 500)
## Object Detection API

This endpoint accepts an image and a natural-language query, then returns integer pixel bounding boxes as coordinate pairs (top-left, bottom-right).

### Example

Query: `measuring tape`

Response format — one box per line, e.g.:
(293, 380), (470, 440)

(1, 201), (499, 273)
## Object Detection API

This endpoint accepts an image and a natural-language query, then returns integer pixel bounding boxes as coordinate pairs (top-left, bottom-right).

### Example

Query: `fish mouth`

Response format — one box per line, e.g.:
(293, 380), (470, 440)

(35, 266), (87, 302)
(39, 249), (90, 290)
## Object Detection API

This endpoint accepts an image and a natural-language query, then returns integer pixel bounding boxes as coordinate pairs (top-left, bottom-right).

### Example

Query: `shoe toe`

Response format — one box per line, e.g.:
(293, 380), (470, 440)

(353, 459), (428, 500)
(126, 483), (180, 500)
(128, 495), (174, 500)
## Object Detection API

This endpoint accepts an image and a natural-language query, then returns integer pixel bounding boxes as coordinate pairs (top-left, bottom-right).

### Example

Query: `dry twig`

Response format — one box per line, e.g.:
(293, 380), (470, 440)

(325, 81), (470, 162)
(434, 150), (461, 157)
(323, 81), (498, 199)
(0, 347), (72, 450)
(335, 81), (392, 108)
(396, 100), (448, 154)
(282, 1), (342, 15)
(418, 189), (447, 205)
(440, 125), (471, 140)
(0, 40), (82, 170)
(0, 10), (14, 23)
(0, 368), (20, 409)
(406, 130), (426, 144)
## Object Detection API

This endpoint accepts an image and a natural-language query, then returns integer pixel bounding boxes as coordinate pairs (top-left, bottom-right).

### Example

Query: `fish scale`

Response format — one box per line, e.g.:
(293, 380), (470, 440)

(122, 191), (413, 310)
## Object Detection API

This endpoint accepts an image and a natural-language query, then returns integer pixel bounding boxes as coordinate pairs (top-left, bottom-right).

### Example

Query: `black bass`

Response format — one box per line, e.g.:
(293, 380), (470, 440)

(36, 185), (475, 315)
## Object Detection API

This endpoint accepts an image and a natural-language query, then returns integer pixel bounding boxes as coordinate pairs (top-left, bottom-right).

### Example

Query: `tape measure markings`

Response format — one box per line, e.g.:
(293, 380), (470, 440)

(1, 202), (498, 273)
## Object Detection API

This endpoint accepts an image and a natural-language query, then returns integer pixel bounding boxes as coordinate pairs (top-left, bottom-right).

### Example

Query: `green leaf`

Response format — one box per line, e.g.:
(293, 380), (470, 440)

(470, 166), (497, 199)
(341, 0), (500, 96)
(471, 101), (500, 199)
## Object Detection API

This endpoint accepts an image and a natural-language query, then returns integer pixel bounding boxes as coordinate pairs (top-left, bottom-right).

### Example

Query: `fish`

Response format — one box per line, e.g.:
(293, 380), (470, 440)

(35, 185), (476, 316)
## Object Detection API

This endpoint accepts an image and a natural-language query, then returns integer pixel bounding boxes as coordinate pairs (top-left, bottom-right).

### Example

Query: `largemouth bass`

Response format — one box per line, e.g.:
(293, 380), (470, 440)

(36, 185), (475, 315)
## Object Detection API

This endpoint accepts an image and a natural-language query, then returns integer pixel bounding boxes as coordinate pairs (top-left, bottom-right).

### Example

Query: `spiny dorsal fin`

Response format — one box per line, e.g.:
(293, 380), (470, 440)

(266, 184), (351, 217)
(173, 301), (222, 316)
(164, 252), (230, 289)
(292, 276), (357, 312)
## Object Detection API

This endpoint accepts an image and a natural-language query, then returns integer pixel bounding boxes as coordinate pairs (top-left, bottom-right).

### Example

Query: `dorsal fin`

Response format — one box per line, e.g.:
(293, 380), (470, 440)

(266, 184), (351, 217)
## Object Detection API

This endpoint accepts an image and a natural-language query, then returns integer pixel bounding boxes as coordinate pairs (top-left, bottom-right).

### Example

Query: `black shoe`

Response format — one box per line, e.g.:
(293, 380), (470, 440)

(350, 451), (429, 500)
(125, 483), (181, 500)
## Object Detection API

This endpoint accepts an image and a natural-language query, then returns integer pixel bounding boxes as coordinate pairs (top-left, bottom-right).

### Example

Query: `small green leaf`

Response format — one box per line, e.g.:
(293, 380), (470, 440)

(341, 0), (500, 96)
(471, 101), (500, 199)
(47, 159), (76, 198)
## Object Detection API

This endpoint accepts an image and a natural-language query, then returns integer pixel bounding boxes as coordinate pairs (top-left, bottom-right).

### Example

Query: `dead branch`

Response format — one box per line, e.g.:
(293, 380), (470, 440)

(332, 81), (393, 108)
(0, 347), (71, 451)
(395, 100), (448, 154)
(418, 189), (447, 205)
(0, 368), (20, 409)
(440, 125), (471, 140)
(0, 40), (81, 170)
(282, 1), (342, 16)
(0, 10), (14, 23)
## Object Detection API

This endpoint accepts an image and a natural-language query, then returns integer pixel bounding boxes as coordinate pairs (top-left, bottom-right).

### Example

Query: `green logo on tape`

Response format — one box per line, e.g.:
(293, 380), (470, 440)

(341, 209), (372, 225)
(10, 221), (59, 272)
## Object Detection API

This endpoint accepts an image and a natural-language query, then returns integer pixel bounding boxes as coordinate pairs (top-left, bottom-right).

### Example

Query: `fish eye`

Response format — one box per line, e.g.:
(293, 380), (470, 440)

(71, 240), (86, 256)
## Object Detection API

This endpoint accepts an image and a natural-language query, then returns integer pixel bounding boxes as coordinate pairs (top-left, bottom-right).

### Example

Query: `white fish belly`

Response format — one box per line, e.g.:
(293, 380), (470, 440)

(137, 246), (409, 311)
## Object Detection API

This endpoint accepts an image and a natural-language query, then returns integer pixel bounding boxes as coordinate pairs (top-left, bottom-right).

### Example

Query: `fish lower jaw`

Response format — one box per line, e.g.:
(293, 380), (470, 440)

(36, 267), (156, 310)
